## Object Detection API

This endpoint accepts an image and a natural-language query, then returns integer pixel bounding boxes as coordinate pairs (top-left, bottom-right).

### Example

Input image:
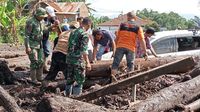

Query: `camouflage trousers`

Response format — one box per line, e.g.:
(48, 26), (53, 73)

(64, 61), (86, 85)
(64, 61), (86, 96)
(28, 48), (44, 70)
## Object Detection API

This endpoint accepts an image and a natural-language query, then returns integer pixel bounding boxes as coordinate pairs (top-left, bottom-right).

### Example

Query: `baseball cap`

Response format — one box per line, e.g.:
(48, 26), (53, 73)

(35, 7), (48, 18)
(46, 6), (56, 17)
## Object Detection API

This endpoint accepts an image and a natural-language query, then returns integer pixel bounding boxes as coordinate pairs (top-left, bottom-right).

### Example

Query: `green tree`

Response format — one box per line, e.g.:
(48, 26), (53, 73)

(89, 15), (111, 29)
(191, 16), (200, 29)
(0, 0), (27, 44)
(137, 8), (195, 31)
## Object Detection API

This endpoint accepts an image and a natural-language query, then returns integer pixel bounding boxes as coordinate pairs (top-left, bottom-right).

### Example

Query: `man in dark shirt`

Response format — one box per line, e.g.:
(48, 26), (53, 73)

(92, 29), (116, 61)
(42, 6), (57, 73)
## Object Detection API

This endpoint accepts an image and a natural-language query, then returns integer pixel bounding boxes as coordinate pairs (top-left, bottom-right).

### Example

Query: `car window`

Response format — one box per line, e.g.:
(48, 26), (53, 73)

(177, 36), (200, 51)
(152, 37), (177, 54)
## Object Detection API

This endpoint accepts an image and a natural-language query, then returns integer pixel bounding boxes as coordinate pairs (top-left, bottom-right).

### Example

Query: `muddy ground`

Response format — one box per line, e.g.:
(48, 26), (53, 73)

(0, 43), (198, 111)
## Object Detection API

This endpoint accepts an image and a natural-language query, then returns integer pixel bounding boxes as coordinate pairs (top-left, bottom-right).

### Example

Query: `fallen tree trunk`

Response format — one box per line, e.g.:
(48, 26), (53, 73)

(87, 56), (189, 77)
(186, 67), (200, 78)
(36, 95), (109, 112)
(5, 56), (188, 77)
(184, 98), (200, 111)
(0, 60), (16, 84)
(0, 86), (22, 112)
(42, 77), (109, 92)
(76, 57), (195, 101)
(133, 73), (200, 112)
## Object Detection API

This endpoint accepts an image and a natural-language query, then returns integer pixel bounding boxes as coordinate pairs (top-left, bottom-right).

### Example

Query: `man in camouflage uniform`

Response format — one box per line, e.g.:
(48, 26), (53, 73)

(65, 17), (92, 96)
(24, 7), (47, 84)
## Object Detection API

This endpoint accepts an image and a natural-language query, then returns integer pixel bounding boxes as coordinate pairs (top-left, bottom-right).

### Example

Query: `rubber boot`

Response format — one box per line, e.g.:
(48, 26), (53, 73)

(36, 66), (43, 81)
(43, 57), (49, 73)
(30, 69), (37, 82)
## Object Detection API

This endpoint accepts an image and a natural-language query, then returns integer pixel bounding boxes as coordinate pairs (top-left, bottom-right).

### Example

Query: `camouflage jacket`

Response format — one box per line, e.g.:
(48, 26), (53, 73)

(24, 16), (43, 49)
(66, 28), (89, 64)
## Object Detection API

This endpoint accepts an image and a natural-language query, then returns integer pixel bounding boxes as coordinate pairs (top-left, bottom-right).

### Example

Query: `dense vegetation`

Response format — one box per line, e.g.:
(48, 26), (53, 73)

(0, 1), (199, 44)
(136, 8), (197, 31)
(0, 0), (27, 44)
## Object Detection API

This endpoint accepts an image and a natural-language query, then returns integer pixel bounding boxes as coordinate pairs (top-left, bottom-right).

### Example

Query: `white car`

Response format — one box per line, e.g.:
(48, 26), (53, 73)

(102, 30), (200, 60)
(150, 30), (200, 57)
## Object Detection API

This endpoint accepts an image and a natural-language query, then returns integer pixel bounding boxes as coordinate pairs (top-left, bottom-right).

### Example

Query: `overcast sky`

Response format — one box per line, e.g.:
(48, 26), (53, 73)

(87, 0), (200, 19)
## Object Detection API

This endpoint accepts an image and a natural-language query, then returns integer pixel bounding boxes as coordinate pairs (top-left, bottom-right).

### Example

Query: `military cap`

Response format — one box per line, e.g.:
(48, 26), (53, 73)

(35, 7), (48, 17)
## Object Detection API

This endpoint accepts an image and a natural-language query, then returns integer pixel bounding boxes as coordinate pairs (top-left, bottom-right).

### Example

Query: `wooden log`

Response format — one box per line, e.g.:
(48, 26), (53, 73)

(0, 86), (22, 112)
(36, 95), (109, 112)
(75, 57), (195, 101)
(4, 56), (187, 77)
(186, 67), (200, 78)
(132, 74), (200, 112)
(87, 56), (189, 77)
(184, 98), (200, 111)
(42, 77), (110, 92)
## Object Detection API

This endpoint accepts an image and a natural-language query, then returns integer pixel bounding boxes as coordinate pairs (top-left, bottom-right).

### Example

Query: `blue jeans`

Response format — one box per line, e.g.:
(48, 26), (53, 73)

(112, 47), (135, 71)
(42, 39), (51, 57)
(65, 84), (83, 96)
(96, 44), (109, 60)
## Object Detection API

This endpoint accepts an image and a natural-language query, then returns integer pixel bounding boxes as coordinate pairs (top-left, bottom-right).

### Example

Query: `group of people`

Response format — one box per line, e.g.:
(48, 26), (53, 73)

(25, 6), (158, 96)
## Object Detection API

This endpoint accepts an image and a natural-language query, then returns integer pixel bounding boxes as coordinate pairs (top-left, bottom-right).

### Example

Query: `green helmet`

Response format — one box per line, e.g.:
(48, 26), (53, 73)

(35, 7), (47, 17)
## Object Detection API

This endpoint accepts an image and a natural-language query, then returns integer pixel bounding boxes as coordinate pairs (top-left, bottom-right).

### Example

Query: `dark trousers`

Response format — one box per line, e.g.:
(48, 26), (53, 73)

(44, 52), (66, 81)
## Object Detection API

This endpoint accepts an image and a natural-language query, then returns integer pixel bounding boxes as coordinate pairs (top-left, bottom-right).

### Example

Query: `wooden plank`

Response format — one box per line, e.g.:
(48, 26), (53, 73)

(75, 57), (195, 101)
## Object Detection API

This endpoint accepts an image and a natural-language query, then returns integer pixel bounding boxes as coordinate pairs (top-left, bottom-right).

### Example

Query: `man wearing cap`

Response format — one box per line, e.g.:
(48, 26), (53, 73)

(42, 6), (57, 73)
(111, 11), (148, 82)
(24, 7), (48, 84)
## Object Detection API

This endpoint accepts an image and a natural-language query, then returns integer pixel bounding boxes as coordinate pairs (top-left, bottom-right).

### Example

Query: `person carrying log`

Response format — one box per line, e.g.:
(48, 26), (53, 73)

(111, 11), (148, 82)
(92, 29), (116, 61)
(64, 17), (92, 96)
(42, 22), (80, 84)
(24, 7), (48, 84)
